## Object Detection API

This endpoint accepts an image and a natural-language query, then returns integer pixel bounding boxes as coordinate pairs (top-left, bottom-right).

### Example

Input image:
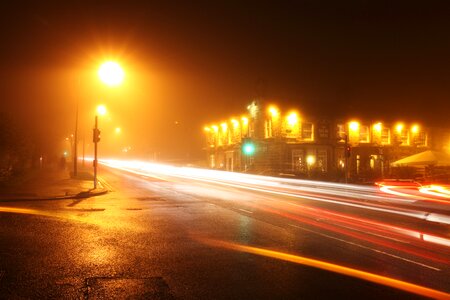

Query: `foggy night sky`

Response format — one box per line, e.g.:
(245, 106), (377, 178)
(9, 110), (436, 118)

(1, 1), (450, 160)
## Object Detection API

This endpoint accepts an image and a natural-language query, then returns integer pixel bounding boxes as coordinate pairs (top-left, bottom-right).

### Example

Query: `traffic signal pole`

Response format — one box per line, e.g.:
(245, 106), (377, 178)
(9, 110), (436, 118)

(345, 134), (349, 183)
(93, 115), (98, 189)
(73, 102), (78, 177)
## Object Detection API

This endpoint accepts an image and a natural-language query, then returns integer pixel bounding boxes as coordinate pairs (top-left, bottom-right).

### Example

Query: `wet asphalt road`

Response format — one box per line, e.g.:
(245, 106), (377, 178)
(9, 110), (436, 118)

(0, 165), (449, 299)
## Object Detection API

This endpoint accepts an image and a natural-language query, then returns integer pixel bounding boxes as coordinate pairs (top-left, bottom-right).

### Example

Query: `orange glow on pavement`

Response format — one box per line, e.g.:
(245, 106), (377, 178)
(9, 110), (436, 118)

(0, 206), (39, 215)
(196, 237), (450, 299)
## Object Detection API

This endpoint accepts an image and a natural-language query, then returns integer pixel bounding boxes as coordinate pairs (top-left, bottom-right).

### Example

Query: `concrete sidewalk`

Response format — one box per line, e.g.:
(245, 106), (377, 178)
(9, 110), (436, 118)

(0, 166), (108, 201)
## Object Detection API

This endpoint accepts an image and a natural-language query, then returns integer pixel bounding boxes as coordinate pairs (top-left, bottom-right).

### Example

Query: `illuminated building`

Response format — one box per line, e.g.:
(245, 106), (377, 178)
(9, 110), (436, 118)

(203, 100), (449, 181)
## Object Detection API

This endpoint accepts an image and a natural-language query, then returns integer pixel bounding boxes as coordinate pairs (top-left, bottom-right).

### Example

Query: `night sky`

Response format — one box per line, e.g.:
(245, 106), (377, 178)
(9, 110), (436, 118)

(1, 1), (450, 159)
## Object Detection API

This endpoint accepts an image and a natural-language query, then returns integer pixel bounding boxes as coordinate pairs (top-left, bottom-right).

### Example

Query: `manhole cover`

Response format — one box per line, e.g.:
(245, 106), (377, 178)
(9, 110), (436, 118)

(85, 277), (173, 299)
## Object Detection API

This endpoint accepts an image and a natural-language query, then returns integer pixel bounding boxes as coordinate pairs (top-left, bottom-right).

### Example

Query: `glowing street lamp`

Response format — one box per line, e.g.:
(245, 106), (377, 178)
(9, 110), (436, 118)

(98, 61), (125, 86)
(115, 127), (121, 134)
(411, 124), (419, 134)
(88, 62), (126, 189)
(396, 123), (404, 134)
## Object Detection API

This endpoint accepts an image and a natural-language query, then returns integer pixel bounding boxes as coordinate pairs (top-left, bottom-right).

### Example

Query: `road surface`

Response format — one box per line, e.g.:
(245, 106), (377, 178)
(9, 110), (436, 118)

(1, 160), (449, 299)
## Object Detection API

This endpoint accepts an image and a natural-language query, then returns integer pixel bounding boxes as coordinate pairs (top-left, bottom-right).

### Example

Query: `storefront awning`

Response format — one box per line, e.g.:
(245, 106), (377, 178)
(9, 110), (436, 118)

(391, 150), (450, 167)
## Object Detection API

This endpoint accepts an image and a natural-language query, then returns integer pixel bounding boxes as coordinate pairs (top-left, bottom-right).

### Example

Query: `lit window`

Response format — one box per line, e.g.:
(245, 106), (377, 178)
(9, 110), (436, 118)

(302, 122), (314, 140)
(359, 125), (369, 143)
(317, 149), (327, 172)
(414, 131), (427, 147)
(400, 131), (410, 146)
(337, 124), (346, 142)
(381, 127), (390, 144)
(292, 149), (306, 173)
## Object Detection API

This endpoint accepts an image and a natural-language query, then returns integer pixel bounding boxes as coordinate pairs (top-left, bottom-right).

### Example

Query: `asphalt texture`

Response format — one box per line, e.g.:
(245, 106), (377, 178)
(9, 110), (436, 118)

(0, 165), (449, 299)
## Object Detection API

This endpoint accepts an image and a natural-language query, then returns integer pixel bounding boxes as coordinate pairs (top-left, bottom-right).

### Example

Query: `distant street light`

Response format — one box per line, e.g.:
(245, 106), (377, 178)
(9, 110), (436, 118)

(306, 155), (316, 166)
(268, 105), (279, 117)
(97, 104), (107, 116)
(286, 112), (298, 126)
(373, 123), (382, 132)
(306, 155), (316, 178)
(349, 121), (360, 132)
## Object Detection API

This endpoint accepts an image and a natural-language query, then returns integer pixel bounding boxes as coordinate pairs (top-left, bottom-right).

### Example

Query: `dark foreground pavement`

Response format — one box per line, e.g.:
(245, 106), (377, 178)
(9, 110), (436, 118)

(0, 165), (448, 299)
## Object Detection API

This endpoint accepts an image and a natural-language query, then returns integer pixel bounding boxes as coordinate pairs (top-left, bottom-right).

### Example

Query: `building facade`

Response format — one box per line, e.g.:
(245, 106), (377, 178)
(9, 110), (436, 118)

(203, 101), (449, 182)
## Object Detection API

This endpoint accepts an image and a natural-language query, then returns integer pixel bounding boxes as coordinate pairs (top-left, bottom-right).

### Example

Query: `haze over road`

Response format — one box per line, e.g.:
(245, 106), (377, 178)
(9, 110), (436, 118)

(1, 160), (449, 299)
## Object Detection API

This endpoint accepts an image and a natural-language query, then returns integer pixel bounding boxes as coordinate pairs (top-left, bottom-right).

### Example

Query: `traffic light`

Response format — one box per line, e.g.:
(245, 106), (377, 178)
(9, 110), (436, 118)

(345, 145), (351, 158)
(93, 128), (101, 143)
(242, 138), (255, 155)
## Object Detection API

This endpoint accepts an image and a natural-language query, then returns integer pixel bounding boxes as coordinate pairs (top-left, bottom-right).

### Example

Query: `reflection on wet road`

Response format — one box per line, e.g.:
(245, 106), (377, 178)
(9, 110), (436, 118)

(1, 159), (449, 299)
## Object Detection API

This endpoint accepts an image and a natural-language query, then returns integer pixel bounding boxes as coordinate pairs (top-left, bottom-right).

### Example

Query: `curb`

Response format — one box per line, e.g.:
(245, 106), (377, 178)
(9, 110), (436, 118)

(0, 188), (108, 202)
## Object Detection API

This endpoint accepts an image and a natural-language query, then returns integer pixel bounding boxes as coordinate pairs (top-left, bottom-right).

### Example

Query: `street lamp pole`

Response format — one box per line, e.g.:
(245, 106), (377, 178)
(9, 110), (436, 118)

(93, 115), (99, 189)
(73, 102), (78, 177)
(92, 60), (124, 188)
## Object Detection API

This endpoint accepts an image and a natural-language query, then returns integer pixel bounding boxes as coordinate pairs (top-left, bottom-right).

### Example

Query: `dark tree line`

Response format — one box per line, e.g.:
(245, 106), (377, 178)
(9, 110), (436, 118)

(0, 112), (34, 180)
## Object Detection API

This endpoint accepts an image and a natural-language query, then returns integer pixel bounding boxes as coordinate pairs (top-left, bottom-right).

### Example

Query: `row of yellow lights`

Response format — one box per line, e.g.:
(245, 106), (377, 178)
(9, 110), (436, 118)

(268, 105), (299, 126)
(204, 104), (421, 134)
(204, 116), (249, 133)
(204, 105), (300, 132)
(349, 121), (421, 134)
